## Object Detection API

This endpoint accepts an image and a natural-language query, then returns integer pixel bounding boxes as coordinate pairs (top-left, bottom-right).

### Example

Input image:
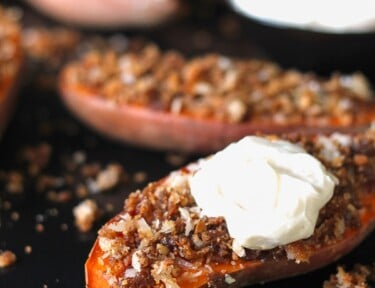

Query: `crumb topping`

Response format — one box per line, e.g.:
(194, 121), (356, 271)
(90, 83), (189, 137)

(324, 264), (375, 288)
(64, 43), (374, 124)
(0, 6), (22, 98)
(97, 130), (375, 287)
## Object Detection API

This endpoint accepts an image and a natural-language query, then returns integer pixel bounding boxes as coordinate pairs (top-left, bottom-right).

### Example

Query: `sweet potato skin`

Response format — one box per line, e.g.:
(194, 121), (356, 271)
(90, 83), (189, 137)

(85, 187), (375, 288)
(0, 86), (15, 136)
(59, 69), (375, 154)
(86, 242), (110, 288)
(0, 67), (22, 136)
(0, 26), (23, 138)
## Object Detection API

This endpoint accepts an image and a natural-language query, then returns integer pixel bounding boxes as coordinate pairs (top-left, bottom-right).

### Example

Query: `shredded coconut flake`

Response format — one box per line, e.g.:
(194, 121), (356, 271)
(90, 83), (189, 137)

(179, 207), (193, 236)
(131, 251), (142, 272)
(124, 268), (137, 278)
(225, 274), (236, 284)
(161, 220), (176, 234)
(136, 218), (153, 239)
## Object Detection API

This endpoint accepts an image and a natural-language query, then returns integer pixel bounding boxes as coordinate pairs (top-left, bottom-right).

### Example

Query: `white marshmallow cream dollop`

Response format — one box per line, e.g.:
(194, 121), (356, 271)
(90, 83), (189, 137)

(230, 0), (375, 33)
(189, 136), (337, 256)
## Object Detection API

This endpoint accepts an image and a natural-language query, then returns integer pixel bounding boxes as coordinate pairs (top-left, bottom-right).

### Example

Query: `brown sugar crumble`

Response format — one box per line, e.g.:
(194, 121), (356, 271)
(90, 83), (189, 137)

(0, 250), (16, 268)
(96, 129), (375, 287)
(63, 42), (374, 125)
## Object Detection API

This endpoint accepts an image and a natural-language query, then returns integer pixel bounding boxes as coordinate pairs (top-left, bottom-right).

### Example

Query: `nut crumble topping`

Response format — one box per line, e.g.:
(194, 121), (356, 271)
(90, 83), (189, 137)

(64, 43), (374, 124)
(96, 131), (375, 287)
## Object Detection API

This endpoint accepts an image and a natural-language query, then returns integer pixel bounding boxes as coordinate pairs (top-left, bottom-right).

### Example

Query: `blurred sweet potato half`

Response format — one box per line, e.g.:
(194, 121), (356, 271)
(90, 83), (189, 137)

(0, 6), (23, 137)
(59, 44), (375, 153)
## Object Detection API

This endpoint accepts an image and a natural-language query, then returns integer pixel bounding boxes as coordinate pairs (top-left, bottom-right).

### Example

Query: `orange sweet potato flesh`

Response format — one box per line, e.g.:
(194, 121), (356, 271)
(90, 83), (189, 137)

(59, 68), (375, 154)
(85, 190), (375, 288)
(0, 19), (23, 137)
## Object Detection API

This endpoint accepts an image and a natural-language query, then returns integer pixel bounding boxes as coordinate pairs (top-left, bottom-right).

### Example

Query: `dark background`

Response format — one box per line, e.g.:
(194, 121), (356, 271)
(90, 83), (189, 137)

(1, 1), (375, 287)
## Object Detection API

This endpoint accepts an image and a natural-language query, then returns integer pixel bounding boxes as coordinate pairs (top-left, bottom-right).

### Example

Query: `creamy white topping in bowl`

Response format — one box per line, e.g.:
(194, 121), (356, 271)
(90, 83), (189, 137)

(189, 136), (337, 255)
(230, 0), (375, 33)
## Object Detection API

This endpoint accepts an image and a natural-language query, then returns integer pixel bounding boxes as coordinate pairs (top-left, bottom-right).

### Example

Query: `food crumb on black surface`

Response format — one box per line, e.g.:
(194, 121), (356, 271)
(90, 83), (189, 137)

(132, 171), (148, 184)
(323, 264), (375, 288)
(165, 153), (189, 167)
(0, 250), (16, 268)
(73, 199), (99, 232)
(24, 245), (32, 254)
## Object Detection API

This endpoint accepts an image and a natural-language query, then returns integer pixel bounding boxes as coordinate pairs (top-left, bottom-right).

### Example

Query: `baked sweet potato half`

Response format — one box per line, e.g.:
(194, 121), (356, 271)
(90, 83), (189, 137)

(59, 43), (375, 153)
(86, 131), (375, 288)
(0, 6), (23, 137)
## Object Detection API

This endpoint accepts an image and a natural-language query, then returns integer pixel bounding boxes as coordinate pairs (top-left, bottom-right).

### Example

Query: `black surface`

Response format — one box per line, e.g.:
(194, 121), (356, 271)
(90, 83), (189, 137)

(2, 80), (375, 288)
(1, 1), (375, 287)
(0, 86), (184, 288)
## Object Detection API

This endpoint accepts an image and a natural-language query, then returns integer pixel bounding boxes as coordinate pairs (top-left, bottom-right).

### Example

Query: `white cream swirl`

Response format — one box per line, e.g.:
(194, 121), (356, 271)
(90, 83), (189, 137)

(189, 136), (337, 255)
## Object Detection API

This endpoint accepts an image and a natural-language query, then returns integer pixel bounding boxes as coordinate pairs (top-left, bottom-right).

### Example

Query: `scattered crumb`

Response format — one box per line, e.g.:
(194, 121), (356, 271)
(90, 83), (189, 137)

(35, 223), (44, 233)
(73, 199), (100, 232)
(60, 223), (69, 231)
(133, 171), (148, 183)
(46, 208), (59, 217)
(35, 214), (44, 223)
(218, 14), (241, 39)
(80, 163), (101, 178)
(24, 245), (32, 254)
(165, 153), (188, 167)
(224, 274), (236, 284)
(10, 211), (20, 222)
(75, 184), (89, 198)
(72, 151), (86, 165)
(93, 164), (124, 192)
(46, 190), (72, 203)
(22, 143), (52, 176)
(2, 143), (129, 206)
(2, 201), (11, 210)
(105, 203), (114, 213)
(1, 141), (131, 248)
(6, 171), (23, 194)
(0, 250), (16, 268)
(324, 264), (375, 288)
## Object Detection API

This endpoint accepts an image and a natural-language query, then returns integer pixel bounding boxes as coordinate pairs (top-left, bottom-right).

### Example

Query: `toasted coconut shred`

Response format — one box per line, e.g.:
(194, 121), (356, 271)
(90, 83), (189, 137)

(96, 130), (375, 287)
(64, 43), (374, 124)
